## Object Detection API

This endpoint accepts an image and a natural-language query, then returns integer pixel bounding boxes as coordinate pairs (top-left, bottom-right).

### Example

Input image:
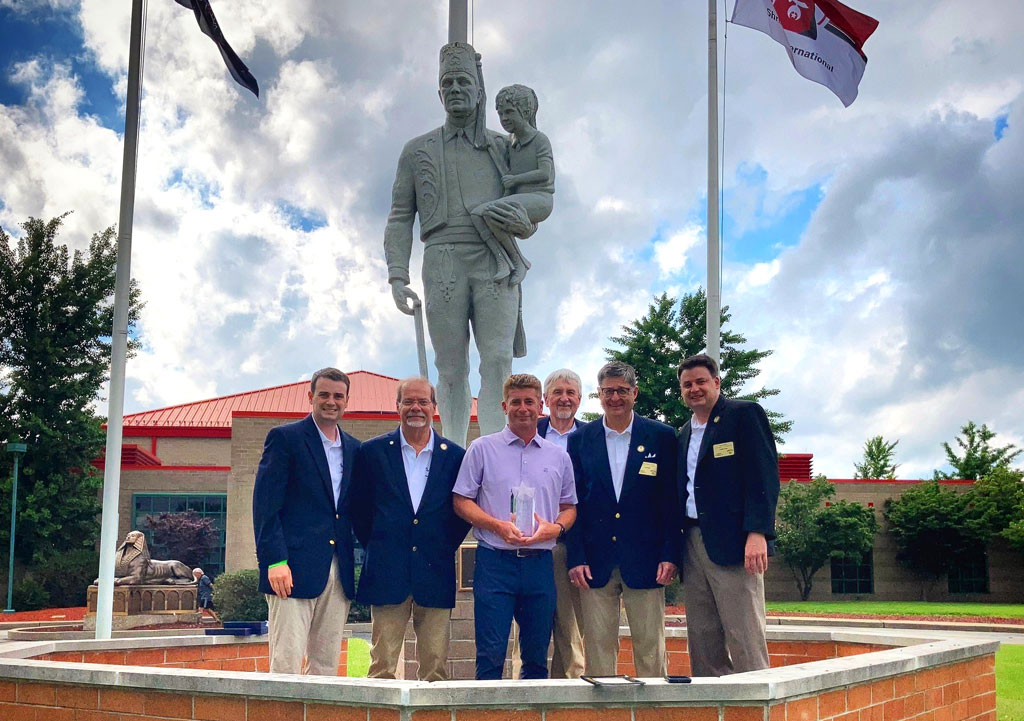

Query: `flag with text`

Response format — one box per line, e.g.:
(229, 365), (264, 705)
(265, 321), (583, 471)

(731, 0), (878, 106)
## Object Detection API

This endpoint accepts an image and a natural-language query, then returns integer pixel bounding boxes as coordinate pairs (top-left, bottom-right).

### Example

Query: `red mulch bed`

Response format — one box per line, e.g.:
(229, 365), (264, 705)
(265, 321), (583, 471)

(1, 607), (87, 622)
(665, 605), (1022, 626)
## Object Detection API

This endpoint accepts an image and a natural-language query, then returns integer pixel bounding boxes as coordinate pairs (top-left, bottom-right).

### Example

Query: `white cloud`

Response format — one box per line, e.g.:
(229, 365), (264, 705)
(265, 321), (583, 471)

(1, 0), (1023, 484)
(652, 225), (702, 277)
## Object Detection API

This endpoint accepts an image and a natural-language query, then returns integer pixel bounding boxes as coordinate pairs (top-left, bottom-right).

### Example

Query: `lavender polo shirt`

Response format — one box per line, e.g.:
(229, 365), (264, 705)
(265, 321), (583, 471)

(452, 426), (577, 550)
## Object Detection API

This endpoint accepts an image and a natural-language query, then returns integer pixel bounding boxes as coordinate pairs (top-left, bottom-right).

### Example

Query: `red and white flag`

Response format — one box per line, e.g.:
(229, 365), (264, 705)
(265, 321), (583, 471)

(731, 0), (878, 106)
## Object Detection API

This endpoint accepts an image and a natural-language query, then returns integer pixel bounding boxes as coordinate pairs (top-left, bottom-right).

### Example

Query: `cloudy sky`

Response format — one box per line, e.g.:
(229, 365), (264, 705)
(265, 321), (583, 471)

(1, 0), (1022, 479)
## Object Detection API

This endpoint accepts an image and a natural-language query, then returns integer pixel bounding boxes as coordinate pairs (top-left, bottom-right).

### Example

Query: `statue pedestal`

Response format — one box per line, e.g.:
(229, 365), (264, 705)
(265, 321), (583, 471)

(84, 583), (200, 630)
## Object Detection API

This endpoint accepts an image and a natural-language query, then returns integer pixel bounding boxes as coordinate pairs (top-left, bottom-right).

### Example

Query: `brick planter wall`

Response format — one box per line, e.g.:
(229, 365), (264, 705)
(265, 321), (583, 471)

(0, 630), (998, 721)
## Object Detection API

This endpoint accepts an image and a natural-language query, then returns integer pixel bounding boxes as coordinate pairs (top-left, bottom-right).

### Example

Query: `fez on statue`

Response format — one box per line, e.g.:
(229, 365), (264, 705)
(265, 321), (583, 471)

(384, 42), (555, 445)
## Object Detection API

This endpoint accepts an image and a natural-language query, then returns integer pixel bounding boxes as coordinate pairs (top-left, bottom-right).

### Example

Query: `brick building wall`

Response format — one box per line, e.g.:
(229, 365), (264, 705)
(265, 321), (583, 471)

(764, 480), (1024, 603)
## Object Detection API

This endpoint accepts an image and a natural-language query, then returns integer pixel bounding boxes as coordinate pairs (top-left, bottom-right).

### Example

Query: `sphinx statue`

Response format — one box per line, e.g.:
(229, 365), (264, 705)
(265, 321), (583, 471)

(93, 530), (196, 586)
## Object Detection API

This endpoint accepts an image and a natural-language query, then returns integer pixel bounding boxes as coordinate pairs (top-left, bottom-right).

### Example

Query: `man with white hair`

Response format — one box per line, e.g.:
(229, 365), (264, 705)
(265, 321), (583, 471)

(538, 369), (586, 678)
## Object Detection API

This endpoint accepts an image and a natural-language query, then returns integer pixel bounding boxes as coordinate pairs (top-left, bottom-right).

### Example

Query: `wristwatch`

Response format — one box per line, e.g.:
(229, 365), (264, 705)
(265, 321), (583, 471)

(556, 521), (566, 539)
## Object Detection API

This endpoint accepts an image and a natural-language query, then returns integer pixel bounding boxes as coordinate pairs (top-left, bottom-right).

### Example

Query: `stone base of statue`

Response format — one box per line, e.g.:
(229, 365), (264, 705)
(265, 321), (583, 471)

(84, 583), (200, 630)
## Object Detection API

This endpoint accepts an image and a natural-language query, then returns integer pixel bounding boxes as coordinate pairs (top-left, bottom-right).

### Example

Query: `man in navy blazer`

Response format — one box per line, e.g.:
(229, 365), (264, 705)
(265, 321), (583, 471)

(566, 361), (678, 678)
(676, 354), (779, 677)
(349, 377), (469, 681)
(252, 367), (360, 675)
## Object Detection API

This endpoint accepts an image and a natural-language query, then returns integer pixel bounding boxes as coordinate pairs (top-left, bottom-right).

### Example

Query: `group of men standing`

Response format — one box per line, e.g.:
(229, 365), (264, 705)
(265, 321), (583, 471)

(252, 355), (780, 681)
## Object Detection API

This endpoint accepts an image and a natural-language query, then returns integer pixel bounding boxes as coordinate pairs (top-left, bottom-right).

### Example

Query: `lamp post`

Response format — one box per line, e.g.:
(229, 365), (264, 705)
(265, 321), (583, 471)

(4, 441), (27, 614)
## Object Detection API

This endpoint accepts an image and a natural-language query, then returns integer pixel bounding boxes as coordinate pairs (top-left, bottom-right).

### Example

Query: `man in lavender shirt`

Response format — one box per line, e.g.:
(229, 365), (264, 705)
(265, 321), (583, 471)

(453, 373), (577, 680)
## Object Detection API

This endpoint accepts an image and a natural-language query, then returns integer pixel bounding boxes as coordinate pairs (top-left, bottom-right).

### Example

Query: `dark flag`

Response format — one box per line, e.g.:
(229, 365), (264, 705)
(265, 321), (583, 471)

(174, 0), (260, 97)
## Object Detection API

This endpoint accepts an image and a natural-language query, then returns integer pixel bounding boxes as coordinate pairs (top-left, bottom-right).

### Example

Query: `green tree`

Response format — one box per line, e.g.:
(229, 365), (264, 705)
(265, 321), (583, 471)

(776, 476), (878, 600)
(964, 466), (1024, 551)
(933, 421), (1021, 481)
(883, 481), (981, 598)
(0, 214), (141, 564)
(853, 436), (899, 479)
(603, 289), (792, 441)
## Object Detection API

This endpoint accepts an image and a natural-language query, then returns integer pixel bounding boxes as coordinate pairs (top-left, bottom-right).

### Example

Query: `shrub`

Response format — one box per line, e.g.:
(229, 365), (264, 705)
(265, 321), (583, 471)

(213, 569), (267, 622)
(35, 548), (99, 607)
(12, 575), (50, 610)
(349, 566), (370, 623)
(664, 575), (683, 607)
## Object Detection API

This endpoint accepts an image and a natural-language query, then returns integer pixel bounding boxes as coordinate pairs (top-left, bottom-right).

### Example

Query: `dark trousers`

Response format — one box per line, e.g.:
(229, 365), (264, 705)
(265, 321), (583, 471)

(473, 546), (556, 680)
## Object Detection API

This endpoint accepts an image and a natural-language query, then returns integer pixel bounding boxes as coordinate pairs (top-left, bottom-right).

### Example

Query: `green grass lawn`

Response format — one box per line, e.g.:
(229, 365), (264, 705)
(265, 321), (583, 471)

(998, 645), (1024, 721)
(765, 601), (1024, 619)
(347, 637), (370, 677)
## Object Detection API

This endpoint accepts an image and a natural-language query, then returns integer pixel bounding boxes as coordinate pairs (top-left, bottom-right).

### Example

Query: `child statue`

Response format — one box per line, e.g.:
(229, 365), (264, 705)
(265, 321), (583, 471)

(471, 84), (555, 285)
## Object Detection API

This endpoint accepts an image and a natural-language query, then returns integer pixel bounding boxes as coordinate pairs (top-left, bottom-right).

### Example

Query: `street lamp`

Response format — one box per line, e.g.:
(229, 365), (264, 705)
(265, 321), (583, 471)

(4, 440), (27, 614)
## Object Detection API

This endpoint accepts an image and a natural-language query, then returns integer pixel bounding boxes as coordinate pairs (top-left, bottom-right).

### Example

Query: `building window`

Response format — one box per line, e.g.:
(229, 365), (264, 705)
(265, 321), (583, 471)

(948, 548), (989, 594)
(132, 493), (227, 578)
(830, 550), (874, 595)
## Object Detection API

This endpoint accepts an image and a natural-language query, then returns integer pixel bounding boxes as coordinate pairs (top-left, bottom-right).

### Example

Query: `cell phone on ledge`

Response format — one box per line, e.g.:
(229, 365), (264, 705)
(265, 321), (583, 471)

(666, 675), (692, 683)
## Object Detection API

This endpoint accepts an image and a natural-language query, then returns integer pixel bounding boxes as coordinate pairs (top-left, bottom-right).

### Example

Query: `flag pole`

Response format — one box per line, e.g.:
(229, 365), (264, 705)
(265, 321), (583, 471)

(706, 0), (722, 366)
(95, 0), (147, 640)
(449, 0), (468, 43)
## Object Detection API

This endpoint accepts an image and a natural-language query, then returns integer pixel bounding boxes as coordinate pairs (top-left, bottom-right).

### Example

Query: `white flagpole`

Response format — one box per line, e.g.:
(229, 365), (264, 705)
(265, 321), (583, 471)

(95, 0), (147, 640)
(707, 0), (722, 365)
(449, 0), (468, 43)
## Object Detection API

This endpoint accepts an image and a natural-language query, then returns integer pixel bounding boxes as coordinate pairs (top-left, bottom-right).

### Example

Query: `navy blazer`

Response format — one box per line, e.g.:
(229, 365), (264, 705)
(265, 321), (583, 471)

(252, 415), (359, 599)
(350, 429), (469, 608)
(677, 396), (780, 568)
(566, 415), (679, 590)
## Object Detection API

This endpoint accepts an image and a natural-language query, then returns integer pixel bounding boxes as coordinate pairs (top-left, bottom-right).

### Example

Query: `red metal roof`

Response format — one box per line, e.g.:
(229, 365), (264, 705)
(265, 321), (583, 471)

(122, 371), (477, 429)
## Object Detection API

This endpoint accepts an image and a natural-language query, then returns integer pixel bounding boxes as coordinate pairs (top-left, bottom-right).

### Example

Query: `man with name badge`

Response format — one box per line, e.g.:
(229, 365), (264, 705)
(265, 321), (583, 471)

(350, 377), (470, 681)
(567, 361), (679, 678)
(452, 373), (577, 680)
(253, 368), (360, 675)
(676, 353), (780, 677)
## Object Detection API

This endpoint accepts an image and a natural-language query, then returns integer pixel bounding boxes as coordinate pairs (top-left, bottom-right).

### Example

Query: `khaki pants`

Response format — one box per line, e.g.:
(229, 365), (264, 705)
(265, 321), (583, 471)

(580, 567), (665, 678)
(368, 597), (452, 681)
(682, 527), (769, 677)
(550, 540), (585, 678)
(265, 558), (350, 676)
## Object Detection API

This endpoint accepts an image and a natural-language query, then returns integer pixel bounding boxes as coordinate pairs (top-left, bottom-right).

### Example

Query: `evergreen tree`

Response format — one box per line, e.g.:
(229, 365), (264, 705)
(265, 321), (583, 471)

(933, 421), (1021, 481)
(0, 214), (141, 563)
(603, 289), (792, 441)
(853, 436), (899, 479)
(776, 476), (878, 600)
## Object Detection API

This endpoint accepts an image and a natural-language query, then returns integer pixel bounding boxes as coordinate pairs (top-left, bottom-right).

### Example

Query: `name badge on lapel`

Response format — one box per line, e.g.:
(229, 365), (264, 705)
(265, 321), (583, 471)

(638, 461), (658, 476)
(713, 442), (735, 458)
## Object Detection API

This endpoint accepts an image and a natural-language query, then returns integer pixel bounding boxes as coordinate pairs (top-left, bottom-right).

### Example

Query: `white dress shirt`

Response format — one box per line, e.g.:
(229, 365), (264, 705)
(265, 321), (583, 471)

(315, 423), (344, 505)
(603, 414), (634, 501)
(685, 417), (707, 519)
(543, 420), (575, 450)
(400, 427), (434, 513)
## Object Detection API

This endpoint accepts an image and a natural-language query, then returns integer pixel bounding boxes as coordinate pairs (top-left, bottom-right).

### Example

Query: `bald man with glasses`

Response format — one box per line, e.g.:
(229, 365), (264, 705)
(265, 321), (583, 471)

(566, 361), (679, 678)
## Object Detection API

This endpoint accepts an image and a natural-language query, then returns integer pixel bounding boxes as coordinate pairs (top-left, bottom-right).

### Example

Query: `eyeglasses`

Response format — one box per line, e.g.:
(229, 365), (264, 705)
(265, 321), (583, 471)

(400, 398), (434, 408)
(597, 386), (634, 398)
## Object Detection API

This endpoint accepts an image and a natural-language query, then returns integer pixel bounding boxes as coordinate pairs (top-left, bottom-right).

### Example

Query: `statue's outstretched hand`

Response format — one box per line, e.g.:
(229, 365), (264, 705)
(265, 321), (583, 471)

(391, 279), (420, 316)
(484, 200), (534, 238)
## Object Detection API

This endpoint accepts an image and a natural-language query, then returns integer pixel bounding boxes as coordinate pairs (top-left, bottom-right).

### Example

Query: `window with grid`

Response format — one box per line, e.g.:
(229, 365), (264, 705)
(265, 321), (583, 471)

(948, 548), (989, 594)
(830, 550), (874, 595)
(132, 493), (227, 578)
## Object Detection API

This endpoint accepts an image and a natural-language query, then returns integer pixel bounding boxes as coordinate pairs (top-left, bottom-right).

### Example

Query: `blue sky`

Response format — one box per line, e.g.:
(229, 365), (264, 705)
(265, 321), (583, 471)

(1, 0), (1023, 479)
